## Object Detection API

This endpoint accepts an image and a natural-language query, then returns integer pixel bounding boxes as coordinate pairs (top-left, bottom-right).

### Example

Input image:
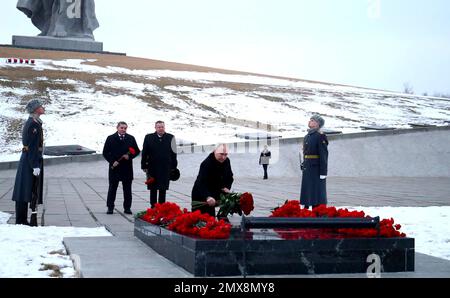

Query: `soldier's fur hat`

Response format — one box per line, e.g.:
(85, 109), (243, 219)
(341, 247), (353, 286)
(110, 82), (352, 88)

(310, 114), (325, 128)
(25, 99), (43, 114)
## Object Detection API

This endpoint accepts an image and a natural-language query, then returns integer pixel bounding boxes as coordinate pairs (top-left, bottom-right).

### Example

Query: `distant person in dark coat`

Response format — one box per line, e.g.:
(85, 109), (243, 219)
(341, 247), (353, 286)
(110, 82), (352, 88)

(259, 145), (271, 179)
(191, 144), (234, 217)
(102, 121), (140, 215)
(11, 99), (45, 225)
(141, 121), (178, 208)
(300, 115), (329, 209)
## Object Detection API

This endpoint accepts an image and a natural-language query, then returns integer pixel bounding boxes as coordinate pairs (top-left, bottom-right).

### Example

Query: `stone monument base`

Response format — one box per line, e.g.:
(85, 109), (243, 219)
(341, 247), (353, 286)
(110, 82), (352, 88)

(12, 35), (103, 53)
(134, 219), (415, 277)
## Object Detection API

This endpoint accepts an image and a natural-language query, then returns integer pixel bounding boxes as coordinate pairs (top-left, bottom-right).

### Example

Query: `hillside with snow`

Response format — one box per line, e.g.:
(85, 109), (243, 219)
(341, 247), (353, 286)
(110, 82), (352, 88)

(1, 47), (450, 161)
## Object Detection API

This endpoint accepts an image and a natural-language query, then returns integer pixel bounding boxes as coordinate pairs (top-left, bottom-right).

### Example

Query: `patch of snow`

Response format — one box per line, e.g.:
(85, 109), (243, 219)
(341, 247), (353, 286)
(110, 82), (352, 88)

(0, 211), (112, 278)
(344, 206), (450, 261)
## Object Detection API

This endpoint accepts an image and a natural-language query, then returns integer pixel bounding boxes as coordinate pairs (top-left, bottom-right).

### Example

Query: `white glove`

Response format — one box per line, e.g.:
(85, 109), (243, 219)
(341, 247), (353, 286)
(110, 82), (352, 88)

(320, 175), (327, 180)
(33, 168), (40, 176)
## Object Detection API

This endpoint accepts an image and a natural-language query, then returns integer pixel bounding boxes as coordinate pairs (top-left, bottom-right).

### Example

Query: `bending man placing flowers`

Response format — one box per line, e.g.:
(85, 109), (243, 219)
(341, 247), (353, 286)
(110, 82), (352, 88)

(191, 144), (234, 217)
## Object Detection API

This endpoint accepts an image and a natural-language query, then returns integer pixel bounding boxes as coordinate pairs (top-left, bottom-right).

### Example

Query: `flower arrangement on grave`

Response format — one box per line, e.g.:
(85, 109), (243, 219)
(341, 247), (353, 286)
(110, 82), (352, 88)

(270, 200), (406, 239)
(137, 202), (231, 239)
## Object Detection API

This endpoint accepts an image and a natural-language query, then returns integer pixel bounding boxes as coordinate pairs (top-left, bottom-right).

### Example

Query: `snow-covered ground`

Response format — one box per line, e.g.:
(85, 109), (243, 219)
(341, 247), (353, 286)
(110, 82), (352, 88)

(0, 212), (111, 278)
(345, 206), (450, 261)
(1, 58), (450, 161)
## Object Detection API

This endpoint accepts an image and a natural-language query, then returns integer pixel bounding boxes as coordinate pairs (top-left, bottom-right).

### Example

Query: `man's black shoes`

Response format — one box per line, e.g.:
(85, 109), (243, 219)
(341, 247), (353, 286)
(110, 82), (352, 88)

(106, 208), (114, 214)
(124, 209), (133, 215)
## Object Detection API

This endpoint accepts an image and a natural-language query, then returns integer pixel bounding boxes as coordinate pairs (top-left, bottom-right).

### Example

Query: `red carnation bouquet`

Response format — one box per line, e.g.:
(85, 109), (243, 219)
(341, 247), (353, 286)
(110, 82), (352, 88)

(270, 200), (406, 239)
(217, 192), (254, 218)
(145, 176), (155, 185)
(138, 202), (231, 239)
(168, 210), (231, 239)
(112, 147), (136, 169)
(191, 192), (255, 218)
(139, 202), (185, 227)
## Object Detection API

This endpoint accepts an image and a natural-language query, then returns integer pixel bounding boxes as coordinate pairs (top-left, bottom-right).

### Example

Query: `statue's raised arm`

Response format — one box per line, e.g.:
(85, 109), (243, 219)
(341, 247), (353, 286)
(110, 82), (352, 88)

(17, 0), (99, 40)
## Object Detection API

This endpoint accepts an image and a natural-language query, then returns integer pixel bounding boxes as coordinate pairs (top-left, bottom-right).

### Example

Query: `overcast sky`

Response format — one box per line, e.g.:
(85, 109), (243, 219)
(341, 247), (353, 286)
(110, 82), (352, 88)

(1, 0), (449, 95)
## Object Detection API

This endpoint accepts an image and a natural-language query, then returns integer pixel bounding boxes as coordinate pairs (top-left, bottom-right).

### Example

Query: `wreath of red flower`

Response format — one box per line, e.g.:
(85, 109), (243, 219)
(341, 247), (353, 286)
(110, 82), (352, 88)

(271, 201), (406, 239)
(139, 203), (231, 239)
(168, 210), (231, 239)
(140, 202), (185, 227)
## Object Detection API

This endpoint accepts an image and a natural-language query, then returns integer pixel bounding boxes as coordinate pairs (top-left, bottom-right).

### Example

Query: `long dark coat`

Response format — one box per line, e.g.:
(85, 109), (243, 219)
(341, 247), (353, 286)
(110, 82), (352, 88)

(300, 130), (329, 206)
(191, 153), (234, 216)
(12, 117), (44, 204)
(141, 132), (178, 190)
(102, 133), (140, 182)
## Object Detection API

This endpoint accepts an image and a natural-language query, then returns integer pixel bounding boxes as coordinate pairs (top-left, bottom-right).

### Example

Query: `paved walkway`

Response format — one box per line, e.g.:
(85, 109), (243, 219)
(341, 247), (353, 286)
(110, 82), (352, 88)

(1, 176), (449, 232)
(1, 175), (450, 277)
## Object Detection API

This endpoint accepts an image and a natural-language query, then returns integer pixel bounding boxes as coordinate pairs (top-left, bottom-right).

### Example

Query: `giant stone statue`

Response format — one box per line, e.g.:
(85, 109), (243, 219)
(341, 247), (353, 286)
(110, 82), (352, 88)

(17, 0), (99, 40)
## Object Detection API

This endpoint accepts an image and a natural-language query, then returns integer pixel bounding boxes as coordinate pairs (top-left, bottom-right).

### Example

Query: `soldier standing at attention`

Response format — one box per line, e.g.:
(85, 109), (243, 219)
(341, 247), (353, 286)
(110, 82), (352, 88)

(300, 115), (329, 209)
(11, 99), (45, 225)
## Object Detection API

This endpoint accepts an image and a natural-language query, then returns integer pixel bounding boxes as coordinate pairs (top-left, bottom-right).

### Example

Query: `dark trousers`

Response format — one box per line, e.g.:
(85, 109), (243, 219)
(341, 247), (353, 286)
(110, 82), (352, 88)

(262, 164), (268, 179)
(15, 201), (29, 225)
(150, 189), (166, 207)
(107, 179), (132, 210)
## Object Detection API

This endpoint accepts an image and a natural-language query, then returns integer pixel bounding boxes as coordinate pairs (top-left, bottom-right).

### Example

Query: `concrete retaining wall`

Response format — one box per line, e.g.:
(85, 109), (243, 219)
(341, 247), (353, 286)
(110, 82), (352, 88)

(1, 126), (449, 178)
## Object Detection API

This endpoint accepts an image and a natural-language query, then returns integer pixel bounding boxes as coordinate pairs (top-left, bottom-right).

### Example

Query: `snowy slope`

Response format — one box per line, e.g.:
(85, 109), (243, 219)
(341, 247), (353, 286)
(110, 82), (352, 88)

(1, 58), (449, 161)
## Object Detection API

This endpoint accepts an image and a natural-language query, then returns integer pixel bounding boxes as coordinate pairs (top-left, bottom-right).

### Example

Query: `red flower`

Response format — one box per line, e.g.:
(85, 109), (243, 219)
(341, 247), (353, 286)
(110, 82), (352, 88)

(168, 210), (231, 239)
(270, 201), (406, 239)
(270, 200), (314, 218)
(239, 192), (254, 215)
(138, 203), (231, 239)
(112, 147), (137, 169)
(128, 147), (136, 156)
(217, 192), (255, 218)
(140, 202), (184, 227)
(145, 176), (155, 185)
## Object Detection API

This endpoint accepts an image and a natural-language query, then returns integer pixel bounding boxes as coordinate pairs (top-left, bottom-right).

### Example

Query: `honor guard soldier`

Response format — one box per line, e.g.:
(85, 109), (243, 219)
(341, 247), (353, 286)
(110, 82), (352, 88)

(300, 115), (329, 209)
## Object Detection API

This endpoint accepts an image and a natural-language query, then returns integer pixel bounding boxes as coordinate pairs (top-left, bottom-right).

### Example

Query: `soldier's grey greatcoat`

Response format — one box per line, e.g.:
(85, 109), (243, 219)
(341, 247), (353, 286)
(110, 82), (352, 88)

(11, 116), (44, 204)
(300, 129), (328, 207)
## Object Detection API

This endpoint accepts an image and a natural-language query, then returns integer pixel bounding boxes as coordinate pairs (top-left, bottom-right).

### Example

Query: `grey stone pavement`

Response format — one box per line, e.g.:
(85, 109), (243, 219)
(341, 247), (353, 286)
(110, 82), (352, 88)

(1, 175), (450, 277)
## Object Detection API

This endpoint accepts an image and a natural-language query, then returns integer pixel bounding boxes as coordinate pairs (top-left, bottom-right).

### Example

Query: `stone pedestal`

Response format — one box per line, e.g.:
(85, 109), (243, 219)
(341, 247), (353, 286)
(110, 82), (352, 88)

(134, 219), (415, 277)
(12, 35), (103, 53)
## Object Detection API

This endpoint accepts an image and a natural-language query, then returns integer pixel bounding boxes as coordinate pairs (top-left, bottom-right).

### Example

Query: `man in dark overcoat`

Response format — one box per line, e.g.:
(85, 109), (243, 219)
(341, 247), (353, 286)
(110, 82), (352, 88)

(141, 121), (178, 207)
(300, 115), (329, 209)
(191, 144), (234, 217)
(102, 121), (140, 214)
(11, 99), (45, 225)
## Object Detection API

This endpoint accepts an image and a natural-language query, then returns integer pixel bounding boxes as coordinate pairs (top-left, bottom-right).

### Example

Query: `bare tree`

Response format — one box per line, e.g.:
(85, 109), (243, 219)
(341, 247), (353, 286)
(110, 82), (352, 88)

(403, 82), (414, 94)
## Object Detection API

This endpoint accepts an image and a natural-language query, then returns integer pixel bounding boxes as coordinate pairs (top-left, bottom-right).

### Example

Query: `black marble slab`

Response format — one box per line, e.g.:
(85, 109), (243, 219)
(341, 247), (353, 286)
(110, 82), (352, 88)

(134, 219), (415, 276)
(44, 145), (96, 156)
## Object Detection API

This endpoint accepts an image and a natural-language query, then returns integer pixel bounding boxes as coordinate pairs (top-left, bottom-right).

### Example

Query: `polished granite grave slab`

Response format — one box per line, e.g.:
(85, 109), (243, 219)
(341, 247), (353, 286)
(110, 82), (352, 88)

(134, 218), (414, 277)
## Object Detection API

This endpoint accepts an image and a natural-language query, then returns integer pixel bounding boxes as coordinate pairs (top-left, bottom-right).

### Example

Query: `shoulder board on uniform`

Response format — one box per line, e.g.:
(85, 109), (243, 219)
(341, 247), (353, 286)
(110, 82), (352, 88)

(320, 133), (329, 145)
